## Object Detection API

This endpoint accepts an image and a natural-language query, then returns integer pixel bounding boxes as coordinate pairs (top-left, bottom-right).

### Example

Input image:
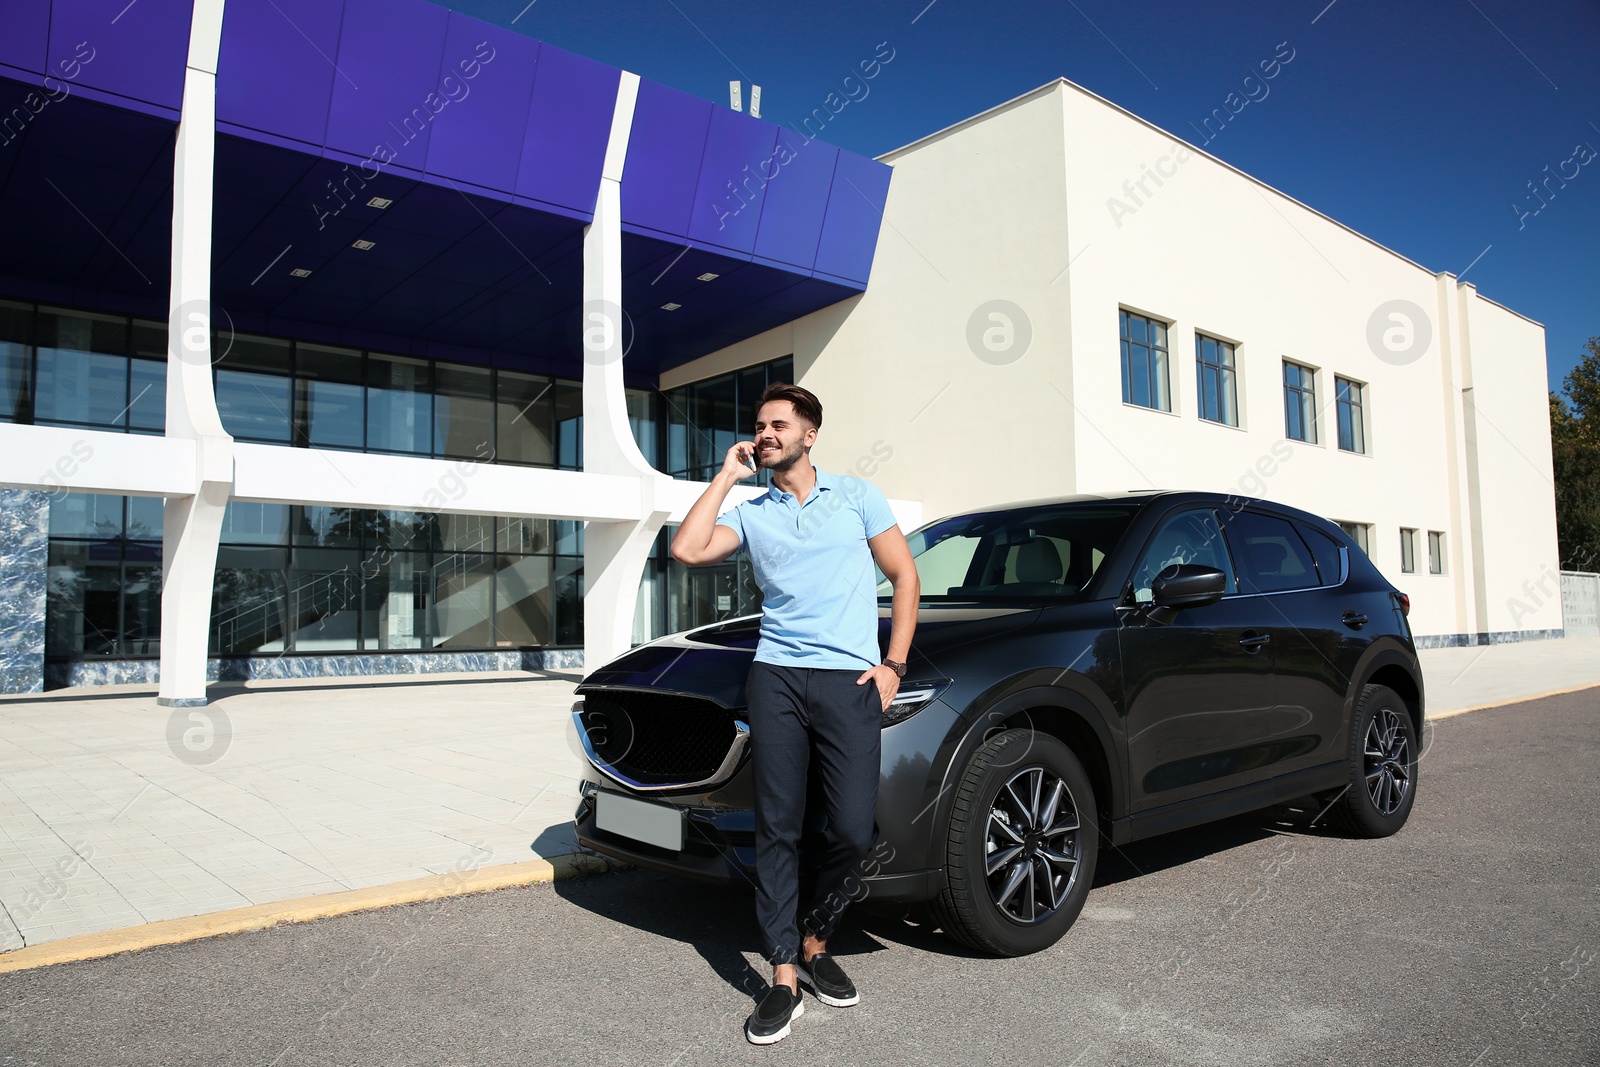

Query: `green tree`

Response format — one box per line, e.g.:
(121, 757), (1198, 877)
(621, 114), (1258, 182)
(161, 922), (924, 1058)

(1551, 337), (1600, 572)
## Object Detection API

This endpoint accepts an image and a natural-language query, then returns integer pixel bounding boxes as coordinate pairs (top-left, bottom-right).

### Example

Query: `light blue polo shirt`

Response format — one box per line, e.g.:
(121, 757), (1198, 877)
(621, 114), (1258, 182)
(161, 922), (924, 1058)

(716, 468), (899, 670)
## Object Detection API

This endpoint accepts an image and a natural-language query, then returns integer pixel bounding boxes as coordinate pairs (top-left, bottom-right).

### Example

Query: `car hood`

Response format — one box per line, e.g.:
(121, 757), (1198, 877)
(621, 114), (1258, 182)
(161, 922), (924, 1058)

(578, 604), (1042, 708)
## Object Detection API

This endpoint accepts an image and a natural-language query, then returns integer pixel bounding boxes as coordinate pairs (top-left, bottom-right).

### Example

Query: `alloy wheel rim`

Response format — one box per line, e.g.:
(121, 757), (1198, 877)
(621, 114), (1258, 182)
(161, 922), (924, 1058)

(1364, 707), (1412, 815)
(984, 765), (1082, 925)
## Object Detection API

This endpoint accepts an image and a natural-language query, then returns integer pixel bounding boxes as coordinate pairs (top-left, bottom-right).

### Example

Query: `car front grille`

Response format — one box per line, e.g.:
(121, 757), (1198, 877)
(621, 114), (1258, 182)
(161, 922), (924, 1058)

(576, 690), (748, 791)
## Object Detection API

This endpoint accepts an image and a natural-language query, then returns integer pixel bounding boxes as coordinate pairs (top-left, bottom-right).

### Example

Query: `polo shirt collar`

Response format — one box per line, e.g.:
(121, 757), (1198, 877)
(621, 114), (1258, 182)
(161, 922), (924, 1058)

(767, 467), (836, 501)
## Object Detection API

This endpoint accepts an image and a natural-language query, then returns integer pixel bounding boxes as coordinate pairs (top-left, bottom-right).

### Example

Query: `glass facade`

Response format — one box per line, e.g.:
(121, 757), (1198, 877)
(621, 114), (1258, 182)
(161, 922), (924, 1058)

(1, 300), (166, 434)
(45, 495), (165, 661)
(214, 505), (585, 655)
(9, 301), (798, 667)
(658, 357), (792, 482)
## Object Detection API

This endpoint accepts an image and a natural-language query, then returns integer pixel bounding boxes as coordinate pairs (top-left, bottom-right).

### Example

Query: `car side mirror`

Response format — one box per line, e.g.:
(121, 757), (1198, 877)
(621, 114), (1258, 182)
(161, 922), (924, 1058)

(1150, 563), (1225, 608)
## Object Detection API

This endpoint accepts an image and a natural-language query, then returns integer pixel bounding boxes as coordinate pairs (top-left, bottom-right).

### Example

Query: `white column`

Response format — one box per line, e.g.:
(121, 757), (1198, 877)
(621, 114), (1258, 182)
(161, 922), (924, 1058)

(1434, 270), (1482, 640)
(158, 0), (234, 707)
(581, 71), (673, 674)
(1454, 280), (1491, 635)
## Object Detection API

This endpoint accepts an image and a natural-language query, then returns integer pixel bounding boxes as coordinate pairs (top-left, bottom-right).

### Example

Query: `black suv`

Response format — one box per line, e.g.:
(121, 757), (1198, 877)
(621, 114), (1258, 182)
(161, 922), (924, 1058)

(570, 492), (1422, 955)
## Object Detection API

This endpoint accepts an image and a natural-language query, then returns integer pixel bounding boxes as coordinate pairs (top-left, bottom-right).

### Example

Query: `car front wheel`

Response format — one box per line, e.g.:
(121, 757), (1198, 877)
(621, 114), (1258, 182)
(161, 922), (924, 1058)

(1329, 683), (1418, 837)
(931, 728), (1098, 956)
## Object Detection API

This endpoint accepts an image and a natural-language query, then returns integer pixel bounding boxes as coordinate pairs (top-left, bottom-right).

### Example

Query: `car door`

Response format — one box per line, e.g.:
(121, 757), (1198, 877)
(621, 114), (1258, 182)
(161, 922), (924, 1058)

(1117, 506), (1289, 813)
(1214, 508), (1346, 779)
(1227, 513), (1362, 775)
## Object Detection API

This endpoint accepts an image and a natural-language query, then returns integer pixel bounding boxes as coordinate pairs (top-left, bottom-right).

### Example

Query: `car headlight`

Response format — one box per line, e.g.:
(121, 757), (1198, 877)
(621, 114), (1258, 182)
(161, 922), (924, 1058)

(880, 681), (951, 728)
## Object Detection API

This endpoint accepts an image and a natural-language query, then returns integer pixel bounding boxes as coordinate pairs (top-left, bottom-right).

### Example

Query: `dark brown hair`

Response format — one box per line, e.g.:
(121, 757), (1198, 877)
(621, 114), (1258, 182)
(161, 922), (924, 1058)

(759, 382), (822, 429)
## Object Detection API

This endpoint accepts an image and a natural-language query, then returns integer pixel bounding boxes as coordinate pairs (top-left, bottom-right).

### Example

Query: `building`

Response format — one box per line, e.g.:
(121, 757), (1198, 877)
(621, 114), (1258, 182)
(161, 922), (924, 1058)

(675, 79), (1562, 647)
(0, 1), (1561, 701)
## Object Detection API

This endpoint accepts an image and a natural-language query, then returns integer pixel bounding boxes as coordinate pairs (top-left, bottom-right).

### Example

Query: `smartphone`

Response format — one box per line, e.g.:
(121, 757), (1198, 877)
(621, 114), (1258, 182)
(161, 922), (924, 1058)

(742, 445), (758, 474)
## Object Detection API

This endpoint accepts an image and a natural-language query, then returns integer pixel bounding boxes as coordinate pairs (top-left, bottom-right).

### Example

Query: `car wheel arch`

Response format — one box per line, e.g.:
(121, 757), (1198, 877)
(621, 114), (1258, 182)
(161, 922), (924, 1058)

(933, 679), (1125, 848)
(1346, 643), (1425, 736)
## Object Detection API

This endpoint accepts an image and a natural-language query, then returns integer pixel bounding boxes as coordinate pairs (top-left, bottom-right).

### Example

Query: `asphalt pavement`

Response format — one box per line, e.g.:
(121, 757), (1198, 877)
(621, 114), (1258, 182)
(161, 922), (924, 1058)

(2, 687), (1595, 1067)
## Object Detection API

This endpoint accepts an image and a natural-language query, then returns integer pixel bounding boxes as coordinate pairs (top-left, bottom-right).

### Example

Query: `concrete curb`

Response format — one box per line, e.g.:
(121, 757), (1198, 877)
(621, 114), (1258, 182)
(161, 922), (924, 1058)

(0, 852), (612, 975)
(1427, 680), (1600, 721)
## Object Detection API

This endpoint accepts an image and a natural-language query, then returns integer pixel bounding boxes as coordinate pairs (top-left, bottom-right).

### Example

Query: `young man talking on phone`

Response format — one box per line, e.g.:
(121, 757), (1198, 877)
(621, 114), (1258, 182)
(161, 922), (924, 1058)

(670, 383), (919, 1045)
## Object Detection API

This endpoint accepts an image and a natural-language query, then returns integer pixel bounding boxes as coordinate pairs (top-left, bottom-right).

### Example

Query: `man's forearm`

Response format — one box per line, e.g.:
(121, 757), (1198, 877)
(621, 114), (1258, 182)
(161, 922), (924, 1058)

(670, 470), (741, 564)
(884, 574), (919, 663)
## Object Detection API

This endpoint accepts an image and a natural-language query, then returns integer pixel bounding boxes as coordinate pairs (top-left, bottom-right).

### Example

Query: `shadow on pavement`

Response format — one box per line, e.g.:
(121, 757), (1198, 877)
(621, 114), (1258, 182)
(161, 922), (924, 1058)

(529, 823), (578, 857)
(552, 867), (896, 1003)
(552, 800), (1342, 977)
(1094, 797), (1350, 886)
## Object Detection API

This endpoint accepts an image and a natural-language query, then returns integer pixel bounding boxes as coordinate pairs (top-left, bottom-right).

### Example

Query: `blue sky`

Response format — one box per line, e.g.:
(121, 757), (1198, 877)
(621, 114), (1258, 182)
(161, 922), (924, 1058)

(442, 0), (1600, 398)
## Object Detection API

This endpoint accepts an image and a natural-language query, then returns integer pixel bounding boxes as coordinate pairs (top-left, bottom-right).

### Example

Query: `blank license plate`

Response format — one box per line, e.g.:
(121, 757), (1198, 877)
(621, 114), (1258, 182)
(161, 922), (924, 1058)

(595, 791), (684, 851)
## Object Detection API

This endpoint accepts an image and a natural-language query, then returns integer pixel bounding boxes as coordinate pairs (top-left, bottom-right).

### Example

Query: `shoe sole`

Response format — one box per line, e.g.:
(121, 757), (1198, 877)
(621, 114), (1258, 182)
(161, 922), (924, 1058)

(796, 966), (860, 1008)
(746, 998), (803, 1044)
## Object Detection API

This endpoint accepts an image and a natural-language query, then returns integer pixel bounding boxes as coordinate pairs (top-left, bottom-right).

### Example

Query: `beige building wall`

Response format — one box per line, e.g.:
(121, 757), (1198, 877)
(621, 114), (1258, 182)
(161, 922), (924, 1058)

(666, 87), (1076, 522)
(1458, 290), (1563, 632)
(664, 80), (1561, 642)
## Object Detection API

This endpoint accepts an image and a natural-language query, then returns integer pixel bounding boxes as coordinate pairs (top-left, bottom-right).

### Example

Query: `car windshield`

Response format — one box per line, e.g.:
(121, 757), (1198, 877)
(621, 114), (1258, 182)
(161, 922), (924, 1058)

(877, 503), (1140, 601)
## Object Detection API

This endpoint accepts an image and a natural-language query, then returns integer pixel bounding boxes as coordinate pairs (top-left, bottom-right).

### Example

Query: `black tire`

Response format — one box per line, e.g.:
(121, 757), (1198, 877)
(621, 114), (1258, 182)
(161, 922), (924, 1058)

(1329, 684), (1418, 837)
(930, 728), (1099, 956)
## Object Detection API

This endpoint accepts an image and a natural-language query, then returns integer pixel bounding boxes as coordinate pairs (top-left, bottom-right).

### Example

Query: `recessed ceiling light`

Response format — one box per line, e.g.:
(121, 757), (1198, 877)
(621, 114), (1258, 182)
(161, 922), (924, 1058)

(660, 302), (682, 311)
(697, 272), (719, 282)
(352, 239), (376, 250)
(367, 197), (393, 209)
(290, 268), (312, 278)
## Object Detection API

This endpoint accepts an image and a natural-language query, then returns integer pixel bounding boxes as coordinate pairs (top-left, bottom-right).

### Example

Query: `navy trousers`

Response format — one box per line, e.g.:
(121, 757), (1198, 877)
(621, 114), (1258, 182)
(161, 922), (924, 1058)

(746, 661), (882, 967)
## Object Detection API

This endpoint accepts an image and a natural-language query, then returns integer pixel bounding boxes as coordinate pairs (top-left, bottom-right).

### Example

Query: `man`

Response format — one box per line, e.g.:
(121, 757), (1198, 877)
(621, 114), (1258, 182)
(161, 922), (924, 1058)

(670, 383), (919, 1045)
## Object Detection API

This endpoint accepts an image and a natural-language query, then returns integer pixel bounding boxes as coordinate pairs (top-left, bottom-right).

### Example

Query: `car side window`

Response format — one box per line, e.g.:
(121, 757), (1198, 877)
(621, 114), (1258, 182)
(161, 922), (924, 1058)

(1296, 522), (1346, 586)
(1222, 511), (1320, 594)
(1131, 508), (1238, 602)
(895, 532), (982, 595)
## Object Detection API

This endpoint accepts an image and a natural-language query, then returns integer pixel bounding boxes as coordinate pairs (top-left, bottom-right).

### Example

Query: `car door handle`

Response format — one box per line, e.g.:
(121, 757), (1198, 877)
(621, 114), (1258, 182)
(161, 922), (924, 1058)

(1238, 632), (1271, 653)
(1341, 610), (1369, 629)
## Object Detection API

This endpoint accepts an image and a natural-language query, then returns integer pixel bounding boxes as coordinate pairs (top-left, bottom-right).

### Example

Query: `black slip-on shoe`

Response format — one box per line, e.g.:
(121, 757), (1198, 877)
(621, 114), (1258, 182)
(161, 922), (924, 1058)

(745, 984), (804, 1045)
(797, 952), (859, 1007)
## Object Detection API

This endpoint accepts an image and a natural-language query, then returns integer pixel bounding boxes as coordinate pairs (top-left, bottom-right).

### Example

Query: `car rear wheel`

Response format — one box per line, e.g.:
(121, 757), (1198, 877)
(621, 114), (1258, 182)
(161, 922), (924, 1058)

(931, 728), (1098, 956)
(1328, 684), (1418, 837)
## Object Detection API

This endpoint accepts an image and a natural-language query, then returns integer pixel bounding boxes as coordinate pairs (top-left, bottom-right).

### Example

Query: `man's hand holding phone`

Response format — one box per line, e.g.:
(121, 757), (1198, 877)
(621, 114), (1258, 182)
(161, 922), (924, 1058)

(723, 441), (759, 481)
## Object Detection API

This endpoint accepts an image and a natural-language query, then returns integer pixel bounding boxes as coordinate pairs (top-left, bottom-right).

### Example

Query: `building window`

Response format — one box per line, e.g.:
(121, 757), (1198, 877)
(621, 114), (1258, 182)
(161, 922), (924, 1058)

(44, 494), (164, 660)
(1195, 334), (1238, 426)
(0, 299), (671, 467)
(1428, 531), (1445, 574)
(366, 354), (432, 455)
(1120, 310), (1170, 412)
(44, 497), (596, 660)
(295, 344), (365, 451)
(1336, 520), (1370, 555)
(659, 356), (793, 483)
(1336, 376), (1366, 454)
(1399, 527), (1417, 573)
(1283, 361), (1317, 443)
(0, 299), (33, 423)
(216, 334), (292, 442)
(434, 364), (494, 459)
